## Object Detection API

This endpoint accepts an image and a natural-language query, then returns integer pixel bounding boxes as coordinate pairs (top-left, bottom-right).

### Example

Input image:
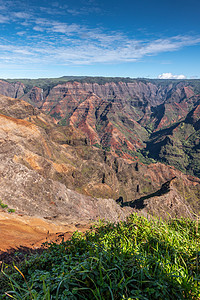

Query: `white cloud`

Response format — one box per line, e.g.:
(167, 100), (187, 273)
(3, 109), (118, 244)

(16, 31), (26, 36)
(13, 49), (33, 55)
(158, 73), (186, 79)
(50, 22), (82, 34)
(33, 26), (44, 32)
(67, 6), (101, 16)
(0, 14), (9, 23)
(0, 5), (6, 10)
(67, 9), (82, 16)
(13, 12), (31, 19)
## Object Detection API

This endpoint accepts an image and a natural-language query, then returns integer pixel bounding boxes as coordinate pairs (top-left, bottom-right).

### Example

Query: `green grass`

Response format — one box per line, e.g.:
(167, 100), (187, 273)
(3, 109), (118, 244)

(1, 213), (199, 299)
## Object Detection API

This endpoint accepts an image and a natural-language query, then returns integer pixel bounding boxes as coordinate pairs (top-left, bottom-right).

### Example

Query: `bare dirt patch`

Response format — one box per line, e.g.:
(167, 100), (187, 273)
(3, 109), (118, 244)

(0, 211), (90, 254)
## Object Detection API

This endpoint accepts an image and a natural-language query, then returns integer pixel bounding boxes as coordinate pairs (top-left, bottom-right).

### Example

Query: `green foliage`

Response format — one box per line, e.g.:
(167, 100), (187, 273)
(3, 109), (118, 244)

(1, 214), (200, 299)
(7, 208), (15, 213)
(134, 150), (156, 165)
(145, 119), (200, 179)
(102, 146), (111, 151)
(58, 118), (68, 126)
(0, 199), (8, 209)
(0, 199), (16, 213)
(93, 143), (101, 149)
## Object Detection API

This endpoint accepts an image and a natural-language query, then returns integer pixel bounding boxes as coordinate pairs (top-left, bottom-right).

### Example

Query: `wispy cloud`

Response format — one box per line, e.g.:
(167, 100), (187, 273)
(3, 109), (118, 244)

(0, 14), (9, 23)
(13, 12), (31, 19)
(0, 32), (200, 66)
(33, 26), (45, 32)
(39, 1), (101, 16)
(39, 6), (68, 15)
(0, 4), (200, 67)
(16, 31), (26, 36)
(66, 6), (102, 16)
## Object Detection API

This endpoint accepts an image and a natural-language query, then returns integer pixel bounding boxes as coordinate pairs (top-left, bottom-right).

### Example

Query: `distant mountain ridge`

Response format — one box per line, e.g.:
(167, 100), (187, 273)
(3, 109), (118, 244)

(1, 77), (200, 178)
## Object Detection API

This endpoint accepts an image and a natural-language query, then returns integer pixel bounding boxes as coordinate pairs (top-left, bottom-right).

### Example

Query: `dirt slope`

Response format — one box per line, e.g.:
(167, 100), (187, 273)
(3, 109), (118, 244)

(0, 211), (90, 252)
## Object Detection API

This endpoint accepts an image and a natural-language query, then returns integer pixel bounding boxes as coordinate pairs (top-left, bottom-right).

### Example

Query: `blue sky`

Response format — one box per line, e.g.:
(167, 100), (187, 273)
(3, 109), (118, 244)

(0, 0), (200, 78)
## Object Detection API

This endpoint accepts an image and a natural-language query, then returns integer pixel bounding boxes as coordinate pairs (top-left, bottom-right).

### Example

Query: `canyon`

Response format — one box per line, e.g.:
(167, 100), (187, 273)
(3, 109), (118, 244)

(0, 77), (200, 250)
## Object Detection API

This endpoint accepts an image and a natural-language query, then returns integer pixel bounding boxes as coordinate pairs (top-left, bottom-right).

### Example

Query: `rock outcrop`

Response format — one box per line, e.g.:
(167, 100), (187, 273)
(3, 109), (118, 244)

(0, 80), (25, 99)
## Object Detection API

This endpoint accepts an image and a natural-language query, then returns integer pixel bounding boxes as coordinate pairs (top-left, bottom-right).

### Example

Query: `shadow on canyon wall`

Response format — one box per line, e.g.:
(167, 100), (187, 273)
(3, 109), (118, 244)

(116, 177), (176, 210)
